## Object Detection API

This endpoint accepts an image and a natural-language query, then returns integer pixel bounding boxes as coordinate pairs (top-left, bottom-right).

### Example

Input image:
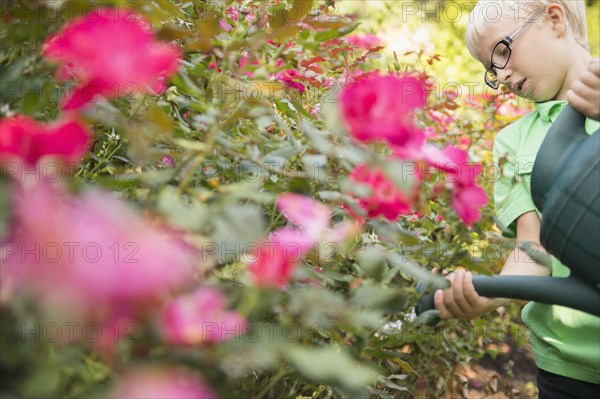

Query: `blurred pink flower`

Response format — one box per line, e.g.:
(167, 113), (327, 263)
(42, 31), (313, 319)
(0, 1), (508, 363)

(340, 74), (427, 157)
(158, 155), (175, 167)
(423, 145), (488, 227)
(348, 163), (416, 222)
(111, 366), (218, 399)
(423, 145), (481, 186)
(459, 136), (471, 149)
(150, 73), (168, 95)
(248, 228), (314, 289)
(246, 11), (257, 23)
(310, 103), (321, 117)
(275, 69), (305, 92)
(238, 51), (257, 77)
(276, 192), (360, 244)
(42, 7), (180, 110)
(346, 34), (382, 49)
(219, 18), (233, 32)
(0, 114), (91, 166)
(3, 181), (198, 320)
(161, 286), (247, 345)
(427, 109), (455, 133)
(239, 51), (250, 69)
(424, 126), (437, 139)
(225, 6), (240, 22)
(451, 184), (488, 228)
(276, 193), (331, 240)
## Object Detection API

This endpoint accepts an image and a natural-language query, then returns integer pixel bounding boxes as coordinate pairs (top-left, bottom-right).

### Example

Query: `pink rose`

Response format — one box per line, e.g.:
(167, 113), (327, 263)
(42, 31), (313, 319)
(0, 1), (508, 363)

(248, 228), (314, 289)
(423, 145), (482, 186)
(219, 18), (233, 32)
(275, 69), (306, 93)
(42, 7), (180, 110)
(225, 6), (240, 22)
(423, 145), (489, 227)
(340, 74), (427, 157)
(0, 114), (91, 166)
(248, 193), (359, 289)
(161, 286), (247, 345)
(346, 34), (382, 49)
(276, 193), (331, 240)
(348, 163), (416, 222)
(111, 366), (218, 399)
(2, 182), (198, 321)
(451, 184), (488, 228)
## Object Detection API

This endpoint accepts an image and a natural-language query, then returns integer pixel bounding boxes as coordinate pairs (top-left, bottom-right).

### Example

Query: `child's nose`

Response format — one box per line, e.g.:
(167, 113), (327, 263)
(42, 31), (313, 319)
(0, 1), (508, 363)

(496, 68), (513, 85)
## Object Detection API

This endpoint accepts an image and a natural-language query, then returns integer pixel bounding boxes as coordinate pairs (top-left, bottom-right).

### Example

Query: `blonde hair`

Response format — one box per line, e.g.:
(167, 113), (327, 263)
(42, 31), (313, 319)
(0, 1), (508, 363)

(466, 0), (589, 62)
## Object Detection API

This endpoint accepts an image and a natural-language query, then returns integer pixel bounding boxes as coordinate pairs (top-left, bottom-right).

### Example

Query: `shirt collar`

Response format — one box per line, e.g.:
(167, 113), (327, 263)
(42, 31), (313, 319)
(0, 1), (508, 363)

(534, 100), (568, 123)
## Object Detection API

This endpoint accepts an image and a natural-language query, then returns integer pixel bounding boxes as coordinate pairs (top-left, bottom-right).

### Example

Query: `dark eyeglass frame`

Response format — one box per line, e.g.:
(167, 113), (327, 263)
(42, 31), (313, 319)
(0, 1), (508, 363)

(484, 7), (547, 89)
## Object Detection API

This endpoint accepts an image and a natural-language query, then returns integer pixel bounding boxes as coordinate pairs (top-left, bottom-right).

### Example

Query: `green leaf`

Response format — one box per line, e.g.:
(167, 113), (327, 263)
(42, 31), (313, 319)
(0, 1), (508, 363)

(140, 169), (176, 189)
(301, 119), (333, 153)
(334, 146), (368, 165)
(263, 145), (304, 167)
(285, 177), (312, 195)
(315, 29), (340, 42)
(95, 173), (140, 190)
(157, 186), (209, 231)
(386, 252), (448, 288)
(291, 99), (312, 118)
(174, 138), (208, 152)
(155, 0), (186, 18)
(317, 191), (342, 201)
(287, 346), (377, 392)
(217, 181), (274, 203)
(302, 154), (328, 181)
(292, 0), (314, 21)
(356, 246), (388, 281)
(351, 285), (407, 312)
(275, 98), (298, 118)
(213, 204), (266, 263)
(377, 374), (409, 392)
(299, 29), (311, 40)
(20, 368), (61, 398)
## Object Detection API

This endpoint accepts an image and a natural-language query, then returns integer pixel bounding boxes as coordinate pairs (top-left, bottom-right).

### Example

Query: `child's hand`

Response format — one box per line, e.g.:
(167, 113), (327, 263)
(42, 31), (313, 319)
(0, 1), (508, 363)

(433, 269), (501, 320)
(567, 58), (600, 121)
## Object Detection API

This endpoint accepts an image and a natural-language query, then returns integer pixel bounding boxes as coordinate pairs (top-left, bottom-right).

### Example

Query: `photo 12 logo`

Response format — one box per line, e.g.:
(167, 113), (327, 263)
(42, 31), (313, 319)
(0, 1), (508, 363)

(2, 241), (139, 264)
(0, 320), (139, 344)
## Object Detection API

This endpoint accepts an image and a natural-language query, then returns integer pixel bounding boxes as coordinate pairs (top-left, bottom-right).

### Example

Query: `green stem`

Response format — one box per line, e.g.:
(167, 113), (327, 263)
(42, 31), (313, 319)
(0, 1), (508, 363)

(77, 142), (123, 179)
(254, 368), (290, 399)
(177, 119), (221, 193)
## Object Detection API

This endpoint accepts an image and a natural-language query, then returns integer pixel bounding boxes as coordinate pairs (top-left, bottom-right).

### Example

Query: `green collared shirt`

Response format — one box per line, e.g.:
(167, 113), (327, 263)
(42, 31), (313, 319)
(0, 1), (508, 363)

(493, 100), (600, 384)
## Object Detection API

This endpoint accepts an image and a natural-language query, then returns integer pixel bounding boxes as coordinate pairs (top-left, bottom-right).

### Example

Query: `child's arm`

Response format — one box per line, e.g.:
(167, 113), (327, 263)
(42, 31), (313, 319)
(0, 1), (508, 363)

(567, 58), (600, 121)
(434, 210), (551, 320)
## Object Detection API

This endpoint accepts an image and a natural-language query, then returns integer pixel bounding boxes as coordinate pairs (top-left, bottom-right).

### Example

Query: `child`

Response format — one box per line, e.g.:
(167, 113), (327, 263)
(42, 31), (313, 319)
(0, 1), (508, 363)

(434, 1), (600, 397)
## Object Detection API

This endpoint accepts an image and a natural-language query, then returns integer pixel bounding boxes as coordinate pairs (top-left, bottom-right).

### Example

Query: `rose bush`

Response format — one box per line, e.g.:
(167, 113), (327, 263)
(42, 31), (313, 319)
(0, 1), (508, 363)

(0, 1), (540, 398)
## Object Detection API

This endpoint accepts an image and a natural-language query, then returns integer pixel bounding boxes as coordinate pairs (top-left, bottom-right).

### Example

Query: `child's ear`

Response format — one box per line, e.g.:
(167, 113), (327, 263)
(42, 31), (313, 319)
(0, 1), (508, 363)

(546, 4), (568, 38)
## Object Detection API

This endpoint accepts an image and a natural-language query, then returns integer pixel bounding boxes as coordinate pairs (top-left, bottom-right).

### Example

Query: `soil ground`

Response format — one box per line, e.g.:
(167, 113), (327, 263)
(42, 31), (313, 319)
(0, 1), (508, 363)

(465, 335), (538, 399)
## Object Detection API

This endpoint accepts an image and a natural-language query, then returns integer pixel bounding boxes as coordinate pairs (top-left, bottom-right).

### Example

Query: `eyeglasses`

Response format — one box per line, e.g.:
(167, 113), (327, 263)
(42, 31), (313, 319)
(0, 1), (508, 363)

(485, 7), (547, 89)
